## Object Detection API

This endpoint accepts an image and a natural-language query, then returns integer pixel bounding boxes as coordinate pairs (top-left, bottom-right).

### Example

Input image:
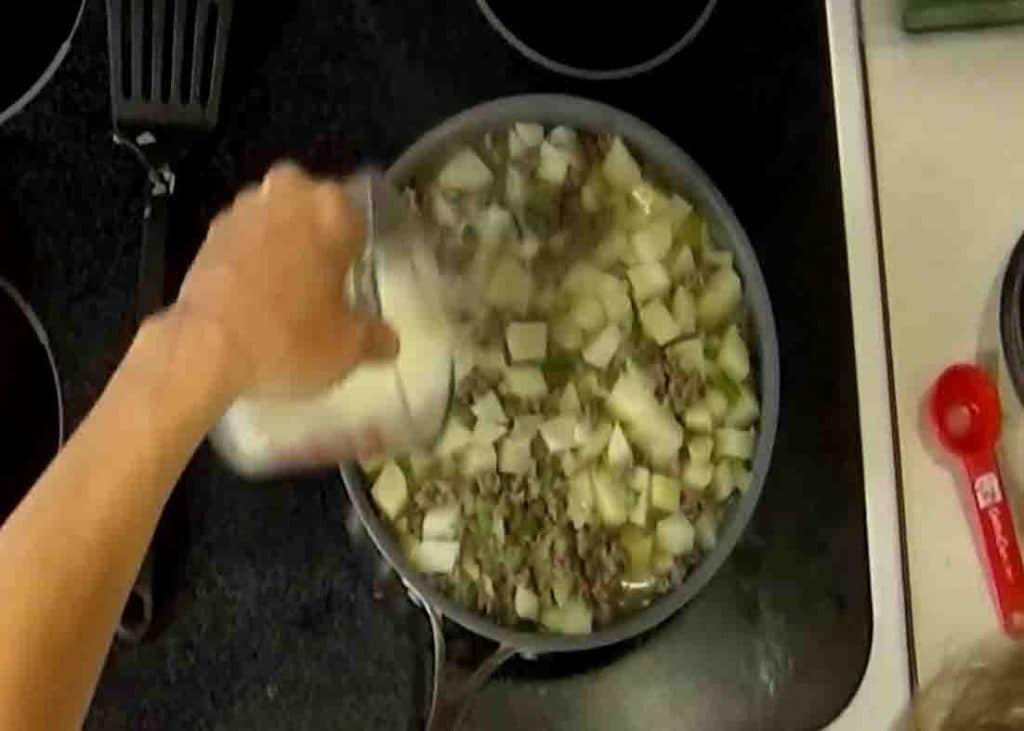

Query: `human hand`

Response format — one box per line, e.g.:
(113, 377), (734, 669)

(172, 162), (399, 398)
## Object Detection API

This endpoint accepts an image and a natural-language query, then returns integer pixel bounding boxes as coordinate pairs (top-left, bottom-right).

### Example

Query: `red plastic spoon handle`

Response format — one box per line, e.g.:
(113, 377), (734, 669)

(963, 451), (1024, 635)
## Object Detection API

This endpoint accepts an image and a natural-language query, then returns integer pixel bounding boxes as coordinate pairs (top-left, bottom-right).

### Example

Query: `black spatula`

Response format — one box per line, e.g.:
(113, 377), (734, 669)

(105, 0), (233, 642)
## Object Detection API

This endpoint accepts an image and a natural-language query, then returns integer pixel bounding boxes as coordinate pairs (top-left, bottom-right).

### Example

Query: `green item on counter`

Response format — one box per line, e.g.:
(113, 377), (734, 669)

(905, 0), (1024, 31)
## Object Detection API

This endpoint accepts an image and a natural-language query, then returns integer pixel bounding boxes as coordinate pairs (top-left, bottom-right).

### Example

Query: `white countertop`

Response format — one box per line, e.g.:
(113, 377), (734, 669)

(861, 0), (1024, 688)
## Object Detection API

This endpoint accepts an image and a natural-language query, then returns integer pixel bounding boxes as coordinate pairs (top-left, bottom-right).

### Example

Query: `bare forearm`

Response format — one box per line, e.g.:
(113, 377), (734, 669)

(0, 309), (238, 730)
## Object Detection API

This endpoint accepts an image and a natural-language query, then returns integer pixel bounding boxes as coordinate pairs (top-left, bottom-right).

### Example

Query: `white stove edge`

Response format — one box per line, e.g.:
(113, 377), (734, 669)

(825, 0), (912, 729)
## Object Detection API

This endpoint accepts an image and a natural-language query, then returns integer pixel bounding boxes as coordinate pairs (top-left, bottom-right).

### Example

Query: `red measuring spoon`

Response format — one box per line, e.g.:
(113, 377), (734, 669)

(929, 363), (1024, 635)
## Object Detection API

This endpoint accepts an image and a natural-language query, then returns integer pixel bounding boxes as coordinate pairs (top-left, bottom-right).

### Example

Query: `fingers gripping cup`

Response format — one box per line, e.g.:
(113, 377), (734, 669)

(211, 170), (454, 477)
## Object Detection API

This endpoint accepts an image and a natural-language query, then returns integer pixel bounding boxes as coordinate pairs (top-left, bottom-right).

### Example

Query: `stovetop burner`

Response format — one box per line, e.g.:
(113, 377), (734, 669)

(476, 0), (717, 79)
(351, 2), (874, 727)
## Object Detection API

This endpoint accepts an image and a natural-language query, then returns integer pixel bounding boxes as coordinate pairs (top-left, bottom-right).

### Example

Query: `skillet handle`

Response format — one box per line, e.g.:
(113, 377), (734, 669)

(405, 581), (516, 731)
(118, 169), (172, 643)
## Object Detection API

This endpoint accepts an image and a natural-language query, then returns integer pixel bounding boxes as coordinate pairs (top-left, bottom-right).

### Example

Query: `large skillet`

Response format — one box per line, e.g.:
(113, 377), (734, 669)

(340, 94), (780, 729)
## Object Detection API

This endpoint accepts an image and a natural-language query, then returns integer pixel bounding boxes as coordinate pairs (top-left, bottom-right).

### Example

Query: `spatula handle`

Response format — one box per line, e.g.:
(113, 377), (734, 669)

(118, 176), (171, 643)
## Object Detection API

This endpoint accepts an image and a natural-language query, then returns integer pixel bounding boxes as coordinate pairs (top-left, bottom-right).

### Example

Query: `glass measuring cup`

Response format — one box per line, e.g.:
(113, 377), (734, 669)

(210, 169), (454, 477)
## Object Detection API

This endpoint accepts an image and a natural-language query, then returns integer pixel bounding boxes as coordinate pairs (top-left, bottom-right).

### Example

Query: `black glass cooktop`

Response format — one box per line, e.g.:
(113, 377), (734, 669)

(2, 0), (870, 728)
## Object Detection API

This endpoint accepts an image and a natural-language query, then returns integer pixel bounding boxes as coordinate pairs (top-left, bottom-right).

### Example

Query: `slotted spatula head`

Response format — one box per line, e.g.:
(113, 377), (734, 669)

(106, 0), (233, 133)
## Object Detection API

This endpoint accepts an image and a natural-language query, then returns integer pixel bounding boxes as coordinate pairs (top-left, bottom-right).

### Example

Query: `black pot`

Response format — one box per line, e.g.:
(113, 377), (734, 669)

(0, 279), (62, 523)
(1000, 233), (1024, 407)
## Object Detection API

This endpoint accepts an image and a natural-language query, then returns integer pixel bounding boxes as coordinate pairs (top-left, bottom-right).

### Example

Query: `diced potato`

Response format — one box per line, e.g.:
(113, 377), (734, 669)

(677, 211), (704, 249)
(511, 414), (543, 439)
(405, 452), (434, 481)
(606, 372), (684, 460)
(422, 504), (461, 540)
(667, 336), (705, 376)
(576, 420), (614, 462)
(715, 428), (755, 460)
(503, 366), (548, 400)
(598, 276), (633, 324)
(650, 474), (682, 513)
(515, 585), (540, 621)
(411, 540), (460, 573)
(548, 125), (580, 151)
(505, 166), (527, 208)
(703, 248), (734, 269)
(582, 325), (622, 369)
(472, 419), (507, 444)
(607, 423), (633, 469)
(627, 262), (672, 303)
(438, 148), (493, 191)
(666, 194), (694, 232)
(541, 597), (593, 635)
(538, 141), (571, 185)
(602, 137), (643, 192)
(551, 571), (572, 607)
(668, 243), (696, 281)
(592, 469), (628, 527)
(631, 219), (674, 263)
(594, 229), (631, 266)
(656, 513), (695, 556)
(564, 261), (606, 295)
(681, 459), (713, 491)
(620, 525), (654, 578)
(631, 466), (651, 492)
(695, 510), (718, 551)
(639, 300), (683, 346)
(652, 550), (676, 576)
(649, 447), (680, 475)
(513, 122), (544, 147)
(671, 286), (697, 336)
(629, 477), (649, 527)
(735, 465), (753, 493)
(559, 383), (582, 415)
(684, 404), (713, 433)
(498, 437), (533, 475)
(698, 268), (742, 329)
(716, 324), (751, 383)
(461, 443), (497, 476)
(429, 187), (459, 228)
(551, 315), (584, 351)
(725, 385), (760, 428)
(435, 418), (473, 457)
(630, 182), (669, 216)
(486, 256), (533, 314)
(687, 435), (714, 464)
(559, 450), (579, 477)
(506, 321), (548, 362)
(711, 460), (734, 501)
(474, 203), (513, 247)
(567, 470), (595, 529)
(705, 388), (729, 424)
(472, 390), (508, 425)
(371, 461), (408, 520)
(581, 169), (608, 213)
(540, 415), (578, 453)
(576, 371), (607, 400)
(571, 296), (607, 333)
(360, 454), (386, 477)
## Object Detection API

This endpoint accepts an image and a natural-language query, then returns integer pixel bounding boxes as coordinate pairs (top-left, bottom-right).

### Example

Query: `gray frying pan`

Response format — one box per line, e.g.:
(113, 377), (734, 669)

(340, 95), (781, 729)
